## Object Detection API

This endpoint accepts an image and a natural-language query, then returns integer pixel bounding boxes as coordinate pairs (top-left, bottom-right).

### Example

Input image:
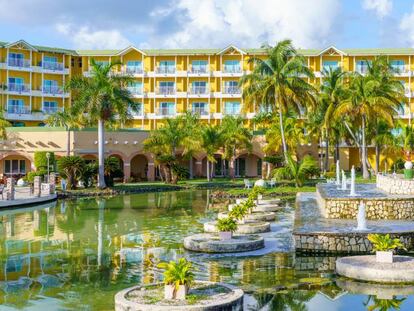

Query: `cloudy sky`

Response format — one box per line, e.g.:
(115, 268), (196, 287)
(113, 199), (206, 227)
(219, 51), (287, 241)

(0, 0), (413, 50)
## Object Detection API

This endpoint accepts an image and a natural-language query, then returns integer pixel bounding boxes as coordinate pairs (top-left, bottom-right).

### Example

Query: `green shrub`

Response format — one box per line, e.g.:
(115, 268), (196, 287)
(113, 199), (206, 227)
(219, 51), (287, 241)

(263, 154), (284, 167)
(367, 234), (406, 252)
(229, 204), (248, 221)
(104, 157), (123, 187)
(27, 170), (47, 183)
(216, 217), (238, 232)
(34, 151), (56, 171)
(81, 163), (97, 188)
(172, 164), (190, 180)
(158, 258), (195, 293)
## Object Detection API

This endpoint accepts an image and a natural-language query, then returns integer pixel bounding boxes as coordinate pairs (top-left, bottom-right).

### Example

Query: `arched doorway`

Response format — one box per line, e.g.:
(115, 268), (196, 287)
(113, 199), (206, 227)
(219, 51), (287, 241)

(0, 153), (32, 180)
(81, 154), (97, 164)
(130, 154), (148, 181)
(108, 154), (125, 182)
(234, 153), (263, 177)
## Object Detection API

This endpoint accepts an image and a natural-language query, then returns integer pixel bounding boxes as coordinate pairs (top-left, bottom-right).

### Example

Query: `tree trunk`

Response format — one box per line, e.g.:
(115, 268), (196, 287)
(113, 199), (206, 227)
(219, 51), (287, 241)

(206, 159), (211, 181)
(335, 140), (339, 163)
(210, 161), (214, 180)
(66, 126), (71, 156)
(97, 119), (106, 188)
(278, 103), (288, 162)
(361, 116), (369, 179)
(324, 130), (329, 172)
(375, 144), (380, 174)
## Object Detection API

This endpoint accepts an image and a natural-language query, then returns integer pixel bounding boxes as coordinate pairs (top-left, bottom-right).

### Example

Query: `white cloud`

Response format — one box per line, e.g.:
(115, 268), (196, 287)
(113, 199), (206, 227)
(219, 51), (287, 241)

(147, 0), (342, 49)
(56, 23), (131, 49)
(362, 0), (393, 19)
(400, 4), (414, 47)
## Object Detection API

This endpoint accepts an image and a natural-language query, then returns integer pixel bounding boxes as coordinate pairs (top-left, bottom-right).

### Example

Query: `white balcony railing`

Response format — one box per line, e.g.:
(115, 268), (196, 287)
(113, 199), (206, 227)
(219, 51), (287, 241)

(192, 108), (210, 116)
(392, 65), (409, 74)
(223, 108), (241, 115)
(223, 65), (241, 73)
(222, 86), (241, 94)
(157, 107), (176, 116)
(189, 86), (209, 95)
(156, 86), (176, 95)
(190, 66), (208, 74)
(43, 107), (63, 114)
(8, 83), (31, 93)
(43, 85), (63, 95)
(126, 66), (144, 74)
(356, 65), (369, 74)
(8, 58), (31, 68)
(42, 61), (64, 71)
(156, 66), (176, 74)
(128, 107), (144, 117)
(7, 105), (31, 114)
(127, 86), (143, 95)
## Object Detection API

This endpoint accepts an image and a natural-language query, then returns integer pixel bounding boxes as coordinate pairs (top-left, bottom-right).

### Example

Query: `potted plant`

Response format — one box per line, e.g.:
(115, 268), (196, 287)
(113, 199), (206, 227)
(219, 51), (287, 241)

(216, 217), (238, 240)
(250, 186), (265, 203)
(158, 258), (195, 300)
(229, 203), (248, 224)
(367, 234), (406, 263)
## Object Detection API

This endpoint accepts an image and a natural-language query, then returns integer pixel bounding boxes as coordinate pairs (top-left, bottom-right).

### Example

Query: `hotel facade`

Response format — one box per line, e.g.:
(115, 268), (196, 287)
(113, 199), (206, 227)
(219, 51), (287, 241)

(0, 40), (413, 180)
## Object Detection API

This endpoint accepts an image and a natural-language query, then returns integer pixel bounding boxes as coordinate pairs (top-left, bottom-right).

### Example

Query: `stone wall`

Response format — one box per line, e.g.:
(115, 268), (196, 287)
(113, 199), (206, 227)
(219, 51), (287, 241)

(317, 188), (414, 220)
(376, 174), (414, 195)
(294, 232), (414, 254)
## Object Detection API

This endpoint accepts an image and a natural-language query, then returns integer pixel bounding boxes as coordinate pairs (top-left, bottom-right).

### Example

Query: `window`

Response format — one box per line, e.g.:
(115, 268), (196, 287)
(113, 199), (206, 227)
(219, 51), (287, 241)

(391, 60), (405, 72)
(129, 102), (143, 116)
(159, 102), (175, 116)
(223, 60), (241, 73)
(128, 81), (143, 95)
(223, 80), (239, 94)
(11, 121), (25, 127)
(43, 56), (62, 70)
(158, 61), (175, 74)
(126, 61), (143, 73)
(158, 81), (175, 94)
(224, 102), (240, 115)
(192, 102), (208, 115)
(8, 53), (28, 67)
(322, 60), (339, 71)
(43, 101), (58, 114)
(8, 99), (26, 114)
(192, 60), (208, 73)
(257, 159), (263, 176)
(94, 60), (109, 66)
(43, 80), (60, 94)
(356, 60), (371, 73)
(8, 77), (27, 92)
(4, 159), (26, 175)
(191, 81), (207, 94)
(78, 58), (82, 68)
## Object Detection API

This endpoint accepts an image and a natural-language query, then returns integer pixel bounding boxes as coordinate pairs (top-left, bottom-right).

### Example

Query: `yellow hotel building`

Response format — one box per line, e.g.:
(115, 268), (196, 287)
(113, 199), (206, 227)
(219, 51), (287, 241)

(0, 40), (413, 181)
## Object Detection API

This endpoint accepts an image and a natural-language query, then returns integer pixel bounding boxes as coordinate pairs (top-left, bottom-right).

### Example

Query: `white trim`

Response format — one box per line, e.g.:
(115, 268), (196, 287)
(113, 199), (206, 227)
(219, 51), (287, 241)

(217, 44), (246, 55)
(317, 45), (347, 56)
(5, 40), (38, 51)
(116, 45), (147, 56)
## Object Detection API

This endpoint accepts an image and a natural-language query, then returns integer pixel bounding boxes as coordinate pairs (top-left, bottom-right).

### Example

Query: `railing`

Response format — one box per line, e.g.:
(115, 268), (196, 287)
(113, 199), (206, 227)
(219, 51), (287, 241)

(8, 83), (31, 93)
(156, 66), (176, 74)
(190, 66), (208, 74)
(128, 107), (144, 116)
(356, 65), (369, 74)
(223, 108), (241, 115)
(8, 58), (31, 68)
(127, 86), (143, 95)
(7, 105), (31, 114)
(223, 65), (241, 73)
(222, 86), (241, 94)
(156, 86), (176, 95)
(43, 85), (63, 95)
(189, 86), (209, 95)
(405, 87), (412, 97)
(43, 106), (63, 114)
(126, 66), (144, 74)
(157, 107), (176, 116)
(42, 61), (64, 71)
(192, 108), (209, 116)
(392, 65), (409, 74)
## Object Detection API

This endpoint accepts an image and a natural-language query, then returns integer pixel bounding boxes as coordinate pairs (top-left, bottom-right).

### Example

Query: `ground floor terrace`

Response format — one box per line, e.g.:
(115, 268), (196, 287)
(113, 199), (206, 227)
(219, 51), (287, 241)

(0, 127), (393, 182)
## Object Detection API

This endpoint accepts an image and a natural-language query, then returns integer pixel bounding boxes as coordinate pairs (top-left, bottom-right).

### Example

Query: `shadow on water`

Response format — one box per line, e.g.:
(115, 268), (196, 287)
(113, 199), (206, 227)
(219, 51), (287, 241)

(0, 190), (413, 310)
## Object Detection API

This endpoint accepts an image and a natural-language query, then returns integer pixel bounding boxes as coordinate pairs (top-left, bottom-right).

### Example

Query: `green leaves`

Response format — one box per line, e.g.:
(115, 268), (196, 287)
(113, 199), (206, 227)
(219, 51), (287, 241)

(216, 217), (238, 232)
(273, 153), (319, 187)
(367, 234), (406, 252)
(157, 258), (195, 290)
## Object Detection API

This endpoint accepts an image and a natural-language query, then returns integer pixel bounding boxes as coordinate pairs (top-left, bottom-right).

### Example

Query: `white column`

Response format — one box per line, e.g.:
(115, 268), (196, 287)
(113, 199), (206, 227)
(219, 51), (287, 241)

(208, 54), (211, 124)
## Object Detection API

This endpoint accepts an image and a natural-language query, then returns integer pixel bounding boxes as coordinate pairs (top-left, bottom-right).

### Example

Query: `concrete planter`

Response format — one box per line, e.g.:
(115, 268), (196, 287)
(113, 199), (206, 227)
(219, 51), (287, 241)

(376, 251), (393, 263)
(164, 284), (188, 300)
(219, 231), (232, 240)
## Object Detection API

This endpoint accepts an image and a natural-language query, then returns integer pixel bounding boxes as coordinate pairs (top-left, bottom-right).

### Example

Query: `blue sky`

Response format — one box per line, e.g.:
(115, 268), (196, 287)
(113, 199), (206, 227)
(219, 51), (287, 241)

(0, 0), (413, 50)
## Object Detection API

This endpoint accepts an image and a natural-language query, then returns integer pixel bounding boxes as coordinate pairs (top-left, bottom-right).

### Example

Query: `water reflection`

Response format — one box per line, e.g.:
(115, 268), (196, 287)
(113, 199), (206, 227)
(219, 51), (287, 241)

(0, 191), (413, 310)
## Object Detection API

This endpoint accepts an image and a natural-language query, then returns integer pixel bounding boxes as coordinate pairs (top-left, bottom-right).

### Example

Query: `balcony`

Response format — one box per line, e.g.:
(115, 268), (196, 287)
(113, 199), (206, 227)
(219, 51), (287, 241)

(191, 108), (210, 117)
(42, 61), (64, 71)
(355, 66), (369, 74)
(7, 105), (31, 114)
(128, 107), (144, 118)
(43, 106), (63, 114)
(8, 83), (31, 94)
(125, 66), (144, 75)
(156, 86), (176, 96)
(127, 86), (144, 96)
(7, 58), (31, 68)
(156, 107), (176, 116)
(189, 86), (209, 96)
(396, 106), (411, 118)
(392, 65), (410, 76)
(223, 109), (241, 116)
(405, 87), (412, 98)
(189, 66), (209, 75)
(222, 86), (241, 96)
(43, 85), (64, 95)
(223, 65), (242, 74)
(156, 66), (176, 75)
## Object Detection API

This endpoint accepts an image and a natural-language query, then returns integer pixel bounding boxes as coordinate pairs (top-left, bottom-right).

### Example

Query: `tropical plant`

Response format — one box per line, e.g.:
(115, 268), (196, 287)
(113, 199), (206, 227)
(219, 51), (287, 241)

(240, 39), (316, 162)
(158, 258), (195, 292)
(250, 186), (265, 200)
(220, 116), (252, 178)
(229, 204), (249, 221)
(57, 156), (86, 190)
(34, 151), (56, 171)
(66, 59), (136, 188)
(216, 217), (238, 232)
(0, 111), (10, 140)
(103, 156), (123, 186)
(365, 296), (406, 311)
(273, 153), (319, 187)
(80, 162), (97, 188)
(367, 234), (406, 252)
(200, 125), (223, 181)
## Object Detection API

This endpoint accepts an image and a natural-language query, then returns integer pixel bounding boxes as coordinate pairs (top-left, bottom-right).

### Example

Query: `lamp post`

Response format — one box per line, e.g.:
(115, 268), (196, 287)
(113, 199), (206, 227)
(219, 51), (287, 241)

(46, 152), (50, 183)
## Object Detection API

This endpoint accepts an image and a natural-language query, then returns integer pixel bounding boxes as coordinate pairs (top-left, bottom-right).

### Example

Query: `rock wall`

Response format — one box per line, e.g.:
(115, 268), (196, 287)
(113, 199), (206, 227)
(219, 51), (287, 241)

(294, 232), (414, 254)
(376, 174), (414, 195)
(317, 188), (414, 220)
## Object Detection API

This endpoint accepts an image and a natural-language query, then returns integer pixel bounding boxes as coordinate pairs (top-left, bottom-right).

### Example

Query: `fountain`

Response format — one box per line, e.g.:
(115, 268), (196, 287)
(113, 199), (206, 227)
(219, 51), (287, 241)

(354, 202), (368, 231)
(349, 165), (357, 196)
(336, 160), (341, 186)
(341, 170), (347, 190)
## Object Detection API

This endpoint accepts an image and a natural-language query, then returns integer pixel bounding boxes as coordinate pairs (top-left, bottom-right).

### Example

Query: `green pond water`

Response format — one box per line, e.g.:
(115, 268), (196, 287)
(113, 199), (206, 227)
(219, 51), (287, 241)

(0, 190), (413, 310)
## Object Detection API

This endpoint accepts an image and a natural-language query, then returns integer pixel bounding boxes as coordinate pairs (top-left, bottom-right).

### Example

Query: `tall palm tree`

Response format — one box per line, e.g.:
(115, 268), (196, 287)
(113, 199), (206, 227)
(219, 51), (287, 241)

(0, 111), (10, 140)
(180, 112), (202, 179)
(46, 108), (84, 156)
(200, 125), (222, 181)
(65, 59), (136, 188)
(335, 57), (404, 178)
(220, 116), (252, 178)
(240, 39), (316, 162)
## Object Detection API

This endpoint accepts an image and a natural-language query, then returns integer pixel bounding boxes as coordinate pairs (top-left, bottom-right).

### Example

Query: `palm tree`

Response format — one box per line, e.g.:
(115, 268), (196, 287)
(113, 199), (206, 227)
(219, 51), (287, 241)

(65, 59), (136, 188)
(220, 116), (252, 178)
(0, 111), (10, 140)
(57, 156), (86, 190)
(335, 57), (404, 178)
(180, 112), (202, 179)
(240, 40), (316, 162)
(273, 153), (319, 187)
(200, 125), (222, 181)
(46, 108), (84, 156)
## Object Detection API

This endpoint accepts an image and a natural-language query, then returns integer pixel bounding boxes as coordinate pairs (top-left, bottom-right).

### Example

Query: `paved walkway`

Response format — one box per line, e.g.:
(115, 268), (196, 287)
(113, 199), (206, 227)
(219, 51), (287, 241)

(0, 186), (57, 208)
